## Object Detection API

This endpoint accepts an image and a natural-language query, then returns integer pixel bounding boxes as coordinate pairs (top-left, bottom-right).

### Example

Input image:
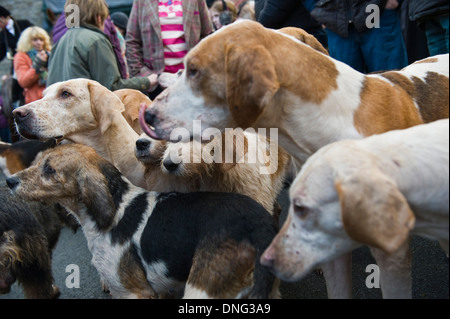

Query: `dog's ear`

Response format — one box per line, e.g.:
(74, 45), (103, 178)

(335, 167), (415, 255)
(77, 162), (116, 230)
(225, 44), (279, 128)
(278, 27), (329, 55)
(114, 89), (150, 123)
(88, 81), (126, 135)
(0, 141), (11, 153)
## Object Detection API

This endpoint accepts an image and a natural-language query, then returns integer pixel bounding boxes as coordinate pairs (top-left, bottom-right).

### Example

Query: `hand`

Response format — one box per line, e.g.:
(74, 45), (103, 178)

(385, 0), (399, 10)
(147, 73), (159, 86)
(158, 72), (179, 88)
(147, 73), (159, 92)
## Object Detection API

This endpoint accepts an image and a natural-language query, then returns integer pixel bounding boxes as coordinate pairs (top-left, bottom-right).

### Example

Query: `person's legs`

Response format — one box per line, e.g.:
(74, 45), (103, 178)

(424, 14), (449, 56)
(327, 26), (365, 73)
(361, 9), (408, 73)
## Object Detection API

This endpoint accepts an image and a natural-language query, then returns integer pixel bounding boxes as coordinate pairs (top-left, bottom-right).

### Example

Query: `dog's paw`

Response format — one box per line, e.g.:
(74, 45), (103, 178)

(51, 284), (61, 298)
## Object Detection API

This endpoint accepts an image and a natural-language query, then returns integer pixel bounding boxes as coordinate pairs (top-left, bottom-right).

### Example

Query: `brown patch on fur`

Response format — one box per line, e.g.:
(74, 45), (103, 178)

(119, 247), (156, 298)
(335, 169), (415, 254)
(187, 21), (338, 128)
(187, 239), (255, 298)
(354, 77), (423, 136)
(381, 71), (449, 123)
(278, 27), (329, 55)
(269, 37), (338, 106)
(413, 57), (438, 64)
(1, 150), (26, 174)
(381, 72), (416, 97)
(412, 73), (449, 123)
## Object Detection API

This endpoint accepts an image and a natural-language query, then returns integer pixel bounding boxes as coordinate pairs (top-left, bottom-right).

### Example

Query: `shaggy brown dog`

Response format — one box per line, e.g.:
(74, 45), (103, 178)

(0, 186), (77, 298)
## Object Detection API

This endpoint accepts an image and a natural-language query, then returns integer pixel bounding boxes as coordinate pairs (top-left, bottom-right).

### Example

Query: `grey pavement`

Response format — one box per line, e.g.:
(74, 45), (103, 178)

(0, 170), (448, 299)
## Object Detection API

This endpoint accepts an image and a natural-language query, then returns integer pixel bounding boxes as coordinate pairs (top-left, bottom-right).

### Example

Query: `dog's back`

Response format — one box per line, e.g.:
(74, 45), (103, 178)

(354, 119), (449, 215)
(373, 54), (449, 124)
(310, 119), (449, 253)
(139, 191), (279, 298)
(0, 139), (57, 177)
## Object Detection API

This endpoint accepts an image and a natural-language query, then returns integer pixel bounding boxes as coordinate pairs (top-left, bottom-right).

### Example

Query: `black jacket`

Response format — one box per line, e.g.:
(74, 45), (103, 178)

(0, 18), (33, 63)
(408, 0), (449, 23)
(311, 0), (388, 37)
(256, 0), (323, 32)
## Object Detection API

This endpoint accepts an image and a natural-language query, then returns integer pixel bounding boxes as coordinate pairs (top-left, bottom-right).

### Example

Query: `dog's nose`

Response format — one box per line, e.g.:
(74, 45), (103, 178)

(163, 158), (179, 172)
(144, 109), (156, 126)
(136, 139), (151, 151)
(260, 248), (275, 268)
(6, 177), (20, 190)
(12, 108), (30, 122)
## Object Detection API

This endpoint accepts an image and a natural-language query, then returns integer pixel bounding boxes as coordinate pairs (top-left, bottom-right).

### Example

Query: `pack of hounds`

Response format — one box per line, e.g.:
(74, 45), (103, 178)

(1, 21), (448, 299)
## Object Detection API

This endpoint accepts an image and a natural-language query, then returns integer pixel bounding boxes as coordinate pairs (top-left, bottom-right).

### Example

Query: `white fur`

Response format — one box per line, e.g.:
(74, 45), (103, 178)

(0, 155), (11, 178)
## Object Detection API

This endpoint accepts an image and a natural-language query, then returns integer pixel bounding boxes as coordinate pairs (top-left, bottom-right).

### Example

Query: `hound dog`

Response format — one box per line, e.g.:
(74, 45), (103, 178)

(140, 21), (449, 298)
(0, 186), (78, 298)
(0, 139), (57, 178)
(12, 79), (148, 189)
(6, 144), (280, 299)
(113, 89), (152, 135)
(134, 129), (289, 217)
(141, 21), (448, 164)
(262, 119), (449, 298)
(160, 129), (289, 216)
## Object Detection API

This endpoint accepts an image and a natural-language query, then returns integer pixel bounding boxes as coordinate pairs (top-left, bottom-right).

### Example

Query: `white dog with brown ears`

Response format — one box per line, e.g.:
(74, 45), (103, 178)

(261, 119), (449, 298)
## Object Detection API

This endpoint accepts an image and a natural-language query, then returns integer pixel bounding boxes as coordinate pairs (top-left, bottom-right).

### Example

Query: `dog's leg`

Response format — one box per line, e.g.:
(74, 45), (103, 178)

(321, 253), (353, 299)
(370, 239), (412, 299)
(185, 239), (256, 299)
(20, 263), (60, 299)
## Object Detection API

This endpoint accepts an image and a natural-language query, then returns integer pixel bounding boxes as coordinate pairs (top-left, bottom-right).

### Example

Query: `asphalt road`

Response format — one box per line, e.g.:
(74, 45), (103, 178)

(0, 171), (448, 299)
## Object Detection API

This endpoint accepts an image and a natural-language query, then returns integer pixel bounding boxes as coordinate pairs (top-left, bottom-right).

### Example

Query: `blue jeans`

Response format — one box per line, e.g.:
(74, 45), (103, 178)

(423, 14), (449, 56)
(327, 9), (408, 73)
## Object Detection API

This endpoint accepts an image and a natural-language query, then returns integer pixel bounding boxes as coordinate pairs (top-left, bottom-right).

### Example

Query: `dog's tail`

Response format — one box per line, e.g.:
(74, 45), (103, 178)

(249, 213), (280, 299)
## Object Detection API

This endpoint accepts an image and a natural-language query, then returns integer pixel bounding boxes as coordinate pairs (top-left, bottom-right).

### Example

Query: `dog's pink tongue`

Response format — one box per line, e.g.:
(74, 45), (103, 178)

(139, 103), (160, 140)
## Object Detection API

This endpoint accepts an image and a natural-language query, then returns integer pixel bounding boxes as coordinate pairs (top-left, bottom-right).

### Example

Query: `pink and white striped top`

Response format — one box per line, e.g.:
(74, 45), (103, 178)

(158, 0), (188, 73)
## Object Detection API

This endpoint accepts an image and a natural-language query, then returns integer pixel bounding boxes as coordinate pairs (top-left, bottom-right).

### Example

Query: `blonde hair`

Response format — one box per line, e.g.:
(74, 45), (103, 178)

(16, 26), (52, 53)
(65, 0), (109, 27)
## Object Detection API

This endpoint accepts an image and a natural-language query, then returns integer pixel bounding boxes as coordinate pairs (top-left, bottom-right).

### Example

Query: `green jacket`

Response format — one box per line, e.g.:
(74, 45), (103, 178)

(47, 24), (150, 91)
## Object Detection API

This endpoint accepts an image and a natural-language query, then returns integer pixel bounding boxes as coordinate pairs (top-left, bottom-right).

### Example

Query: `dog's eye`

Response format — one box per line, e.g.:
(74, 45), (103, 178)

(43, 161), (56, 175)
(186, 65), (198, 78)
(61, 91), (72, 99)
(293, 201), (309, 218)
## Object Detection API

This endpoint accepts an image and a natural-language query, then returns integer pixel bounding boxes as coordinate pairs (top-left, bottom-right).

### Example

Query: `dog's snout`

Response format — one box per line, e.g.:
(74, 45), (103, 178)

(163, 158), (179, 172)
(6, 177), (20, 190)
(136, 139), (151, 151)
(12, 108), (30, 122)
(144, 109), (156, 126)
(260, 247), (275, 268)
